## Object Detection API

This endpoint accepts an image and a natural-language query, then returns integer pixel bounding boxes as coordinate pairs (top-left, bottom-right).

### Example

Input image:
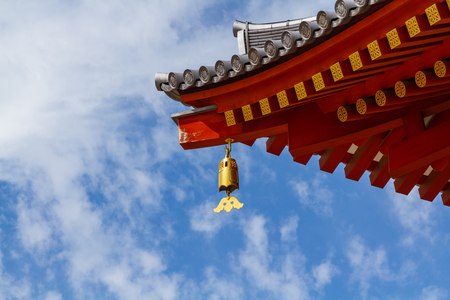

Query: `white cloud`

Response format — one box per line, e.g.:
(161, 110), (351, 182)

(386, 185), (437, 244)
(16, 196), (54, 253)
(290, 173), (334, 217)
(312, 259), (339, 290)
(200, 267), (244, 300)
(2, 0), (436, 299)
(44, 291), (62, 300)
(238, 0), (334, 23)
(238, 215), (310, 300)
(345, 235), (416, 299)
(0, 233), (31, 300)
(173, 187), (187, 202)
(189, 200), (234, 237)
(0, 0), (240, 298)
(171, 175), (194, 203)
(280, 214), (299, 242)
(419, 286), (448, 300)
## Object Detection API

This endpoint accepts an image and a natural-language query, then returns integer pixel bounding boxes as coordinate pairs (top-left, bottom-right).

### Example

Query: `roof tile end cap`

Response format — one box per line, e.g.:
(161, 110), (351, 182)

(233, 20), (247, 37)
(155, 72), (169, 92)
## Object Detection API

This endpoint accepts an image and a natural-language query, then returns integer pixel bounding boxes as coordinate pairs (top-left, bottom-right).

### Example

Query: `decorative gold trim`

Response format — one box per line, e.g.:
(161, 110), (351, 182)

(259, 98), (271, 115)
(224, 110), (236, 126)
(395, 81), (406, 98)
(337, 106), (347, 122)
(435, 60), (447, 78)
(349, 51), (363, 71)
(415, 71), (427, 88)
(447, 0), (450, 10)
(426, 4), (441, 26)
(375, 90), (386, 107)
(213, 196), (243, 213)
(386, 28), (401, 49)
(356, 99), (367, 115)
(368, 40), (382, 60)
(294, 82), (307, 100)
(277, 90), (289, 108)
(405, 17), (421, 38)
(242, 105), (253, 121)
(312, 73), (325, 91)
(330, 62), (344, 82)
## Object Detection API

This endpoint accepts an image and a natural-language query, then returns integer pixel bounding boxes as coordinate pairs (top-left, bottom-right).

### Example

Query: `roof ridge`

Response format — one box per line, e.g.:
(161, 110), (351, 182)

(156, 0), (390, 105)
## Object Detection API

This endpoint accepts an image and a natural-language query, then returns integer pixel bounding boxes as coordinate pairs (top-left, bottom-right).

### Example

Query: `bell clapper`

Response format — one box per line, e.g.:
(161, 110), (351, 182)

(213, 138), (244, 213)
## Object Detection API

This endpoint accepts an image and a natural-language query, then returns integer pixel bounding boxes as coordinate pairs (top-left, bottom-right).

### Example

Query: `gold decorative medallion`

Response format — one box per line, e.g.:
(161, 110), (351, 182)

(242, 105), (253, 121)
(277, 90), (289, 108)
(435, 60), (447, 78)
(349, 51), (363, 71)
(312, 72), (325, 91)
(337, 106), (348, 122)
(386, 28), (401, 49)
(259, 98), (271, 115)
(356, 99), (367, 115)
(294, 82), (307, 100)
(330, 62), (344, 82)
(405, 17), (421, 38)
(426, 4), (441, 26)
(375, 90), (387, 106)
(415, 71), (427, 88)
(368, 40), (382, 60)
(224, 110), (236, 126)
(395, 81), (406, 98)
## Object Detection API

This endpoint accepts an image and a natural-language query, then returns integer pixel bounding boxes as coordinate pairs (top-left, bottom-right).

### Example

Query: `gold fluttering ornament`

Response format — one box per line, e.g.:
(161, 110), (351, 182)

(214, 138), (244, 213)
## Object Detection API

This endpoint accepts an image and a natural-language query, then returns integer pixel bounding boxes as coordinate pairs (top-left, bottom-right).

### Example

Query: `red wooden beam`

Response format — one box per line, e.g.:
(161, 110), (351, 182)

(354, 137), (371, 147)
(241, 139), (256, 147)
(427, 108), (450, 129)
(441, 185), (450, 206)
(419, 159), (450, 201)
(431, 156), (450, 171)
(379, 127), (406, 155)
(402, 112), (424, 139)
(318, 38), (450, 114)
(422, 100), (450, 117)
(345, 135), (384, 181)
(319, 143), (352, 174)
(177, 85), (449, 151)
(412, 13), (450, 37)
(288, 102), (403, 158)
(389, 118), (450, 178)
(394, 166), (429, 195)
(266, 133), (288, 156)
(178, 113), (289, 150)
(370, 155), (391, 188)
(293, 154), (313, 165)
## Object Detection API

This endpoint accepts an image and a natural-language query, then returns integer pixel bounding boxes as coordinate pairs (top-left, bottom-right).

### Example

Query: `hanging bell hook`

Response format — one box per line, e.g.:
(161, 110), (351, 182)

(225, 138), (233, 158)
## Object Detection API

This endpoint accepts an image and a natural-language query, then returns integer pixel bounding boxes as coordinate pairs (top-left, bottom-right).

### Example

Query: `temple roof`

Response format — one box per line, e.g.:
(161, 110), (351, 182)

(155, 0), (391, 104)
(155, 0), (450, 206)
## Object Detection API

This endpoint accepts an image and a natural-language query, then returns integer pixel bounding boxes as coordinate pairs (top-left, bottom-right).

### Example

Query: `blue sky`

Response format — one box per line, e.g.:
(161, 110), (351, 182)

(1, 0), (450, 299)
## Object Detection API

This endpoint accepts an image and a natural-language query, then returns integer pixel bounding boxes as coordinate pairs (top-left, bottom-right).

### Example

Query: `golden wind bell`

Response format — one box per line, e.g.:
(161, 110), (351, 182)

(214, 138), (244, 213)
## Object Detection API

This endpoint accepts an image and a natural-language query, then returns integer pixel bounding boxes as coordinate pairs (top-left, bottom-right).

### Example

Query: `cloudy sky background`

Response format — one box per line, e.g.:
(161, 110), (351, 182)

(1, 0), (450, 299)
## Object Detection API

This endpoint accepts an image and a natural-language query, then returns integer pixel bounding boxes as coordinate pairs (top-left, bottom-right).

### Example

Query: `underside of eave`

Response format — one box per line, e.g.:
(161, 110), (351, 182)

(173, 0), (450, 205)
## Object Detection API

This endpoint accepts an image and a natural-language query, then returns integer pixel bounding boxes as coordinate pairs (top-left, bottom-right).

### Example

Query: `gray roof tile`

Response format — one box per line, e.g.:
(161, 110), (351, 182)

(155, 0), (390, 105)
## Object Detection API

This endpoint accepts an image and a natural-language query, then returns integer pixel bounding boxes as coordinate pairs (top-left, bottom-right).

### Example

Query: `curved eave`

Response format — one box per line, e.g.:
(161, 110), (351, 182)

(155, 0), (391, 103)
(178, 0), (438, 112)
